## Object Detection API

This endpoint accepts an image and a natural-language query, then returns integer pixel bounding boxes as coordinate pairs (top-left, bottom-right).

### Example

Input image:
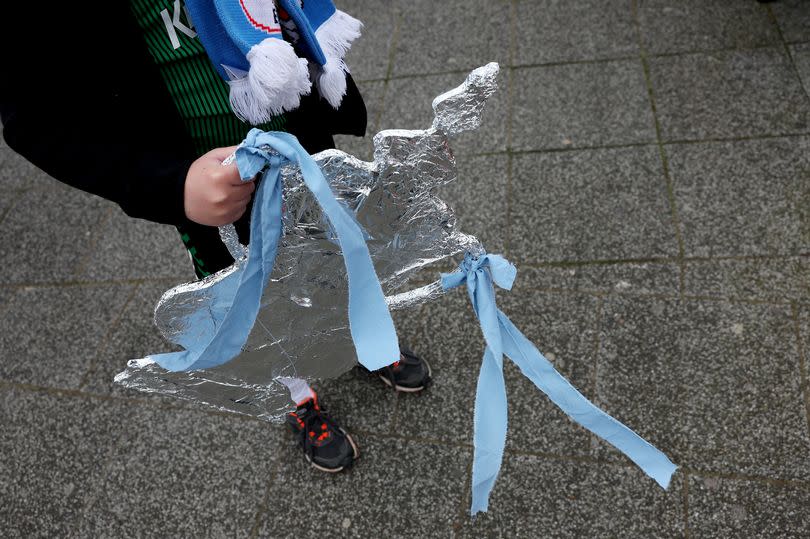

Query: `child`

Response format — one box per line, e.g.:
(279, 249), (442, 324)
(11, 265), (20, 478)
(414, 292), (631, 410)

(0, 0), (430, 472)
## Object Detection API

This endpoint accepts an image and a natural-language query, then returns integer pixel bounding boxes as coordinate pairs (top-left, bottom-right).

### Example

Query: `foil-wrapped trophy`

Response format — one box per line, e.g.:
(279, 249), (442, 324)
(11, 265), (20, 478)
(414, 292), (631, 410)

(116, 63), (496, 418)
(115, 63), (677, 514)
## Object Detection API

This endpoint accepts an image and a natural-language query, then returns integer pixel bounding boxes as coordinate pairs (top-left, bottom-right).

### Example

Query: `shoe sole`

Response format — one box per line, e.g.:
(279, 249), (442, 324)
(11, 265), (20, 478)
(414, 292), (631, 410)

(305, 428), (360, 473)
(378, 357), (433, 393)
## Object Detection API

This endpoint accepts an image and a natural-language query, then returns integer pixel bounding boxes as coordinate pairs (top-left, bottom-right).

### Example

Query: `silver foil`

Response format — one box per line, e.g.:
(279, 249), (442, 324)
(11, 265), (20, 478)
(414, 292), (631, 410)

(115, 63), (499, 421)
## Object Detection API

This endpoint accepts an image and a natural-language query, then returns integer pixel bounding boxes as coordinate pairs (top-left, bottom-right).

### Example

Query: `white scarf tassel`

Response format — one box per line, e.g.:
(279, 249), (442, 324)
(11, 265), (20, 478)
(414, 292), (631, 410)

(314, 9), (362, 108)
(315, 10), (363, 59)
(318, 58), (349, 108)
(229, 37), (311, 124)
(227, 9), (362, 119)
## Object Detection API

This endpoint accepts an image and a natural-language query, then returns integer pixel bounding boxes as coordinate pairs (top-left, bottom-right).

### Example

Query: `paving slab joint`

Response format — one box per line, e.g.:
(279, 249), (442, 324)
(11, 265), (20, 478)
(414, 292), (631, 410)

(766, 4), (810, 104)
(77, 283), (141, 391)
(790, 302), (810, 441)
(72, 205), (115, 279)
(247, 435), (288, 539)
(630, 0), (686, 297)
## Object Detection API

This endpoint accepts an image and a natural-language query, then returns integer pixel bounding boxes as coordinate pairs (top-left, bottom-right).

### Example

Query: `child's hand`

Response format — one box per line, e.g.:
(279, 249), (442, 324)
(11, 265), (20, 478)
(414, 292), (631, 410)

(184, 146), (256, 226)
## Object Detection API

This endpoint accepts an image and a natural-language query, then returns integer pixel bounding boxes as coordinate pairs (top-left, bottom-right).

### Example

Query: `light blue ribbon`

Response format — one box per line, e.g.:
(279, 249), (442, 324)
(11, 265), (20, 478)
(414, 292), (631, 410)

(441, 253), (677, 515)
(151, 129), (400, 372)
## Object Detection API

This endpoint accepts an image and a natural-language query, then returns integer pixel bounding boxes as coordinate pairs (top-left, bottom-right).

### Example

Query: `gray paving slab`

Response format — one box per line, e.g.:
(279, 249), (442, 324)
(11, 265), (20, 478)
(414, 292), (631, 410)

(498, 290), (598, 456)
(78, 405), (278, 538)
(439, 153), (509, 254)
(391, 292), (481, 445)
(637, 0), (779, 55)
(684, 257), (810, 303)
(340, 0), (398, 82)
(799, 304), (810, 396)
(0, 386), (128, 537)
(771, 0), (810, 43)
(649, 48), (810, 141)
(0, 188), (21, 225)
(791, 42), (810, 95)
(0, 186), (111, 284)
(666, 137), (810, 258)
(0, 283), (134, 389)
(78, 207), (191, 281)
(510, 147), (679, 264)
(514, 0), (637, 65)
(459, 455), (684, 538)
(393, 288), (597, 458)
(81, 281), (183, 396)
(334, 80), (386, 161)
(511, 60), (656, 151)
(0, 139), (52, 190)
(379, 70), (509, 155)
(0, 286), (10, 312)
(594, 295), (810, 482)
(258, 435), (470, 538)
(687, 475), (810, 538)
(391, 0), (510, 77)
(518, 262), (681, 296)
(800, 306), (810, 445)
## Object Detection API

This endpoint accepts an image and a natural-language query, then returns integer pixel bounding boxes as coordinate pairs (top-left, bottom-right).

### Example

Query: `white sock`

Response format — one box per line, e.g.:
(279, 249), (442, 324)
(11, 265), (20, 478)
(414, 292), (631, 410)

(278, 377), (314, 405)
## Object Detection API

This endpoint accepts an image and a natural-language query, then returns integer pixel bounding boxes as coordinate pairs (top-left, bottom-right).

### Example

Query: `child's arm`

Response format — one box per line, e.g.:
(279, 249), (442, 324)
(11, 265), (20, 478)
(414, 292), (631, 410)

(0, 2), (254, 227)
(1, 96), (193, 226)
(2, 101), (253, 227)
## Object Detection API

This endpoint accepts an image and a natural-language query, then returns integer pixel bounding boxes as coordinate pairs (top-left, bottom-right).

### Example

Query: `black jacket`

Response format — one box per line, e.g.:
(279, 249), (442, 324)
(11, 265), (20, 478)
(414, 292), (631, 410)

(0, 3), (365, 226)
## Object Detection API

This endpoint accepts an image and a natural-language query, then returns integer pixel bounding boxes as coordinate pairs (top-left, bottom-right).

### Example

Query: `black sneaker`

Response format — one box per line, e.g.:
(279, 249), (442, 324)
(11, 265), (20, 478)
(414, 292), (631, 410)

(285, 393), (359, 473)
(371, 347), (432, 393)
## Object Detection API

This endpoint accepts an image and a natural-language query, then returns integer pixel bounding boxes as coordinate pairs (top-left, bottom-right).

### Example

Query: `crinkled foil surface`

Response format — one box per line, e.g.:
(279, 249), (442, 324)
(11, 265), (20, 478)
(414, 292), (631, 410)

(115, 63), (499, 421)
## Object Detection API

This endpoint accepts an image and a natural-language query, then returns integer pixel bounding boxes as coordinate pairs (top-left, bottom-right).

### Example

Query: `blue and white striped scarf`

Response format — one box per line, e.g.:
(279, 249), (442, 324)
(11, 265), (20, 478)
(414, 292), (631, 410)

(184, 0), (361, 123)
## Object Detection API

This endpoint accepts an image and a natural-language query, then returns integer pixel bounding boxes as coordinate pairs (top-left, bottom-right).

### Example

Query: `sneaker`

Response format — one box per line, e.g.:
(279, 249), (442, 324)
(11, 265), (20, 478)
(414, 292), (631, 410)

(285, 393), (359, 473)
(372, 346), (432, 393)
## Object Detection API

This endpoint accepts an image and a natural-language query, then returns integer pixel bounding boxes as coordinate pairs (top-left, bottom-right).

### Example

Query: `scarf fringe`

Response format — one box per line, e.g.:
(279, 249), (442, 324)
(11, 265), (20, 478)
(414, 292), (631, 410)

(315, 10), (363, 60)
(313, 9), (362, 108)
(230, 37), (311, 123)
(318, 58), (349, 108)
(227, 77), (268, 124)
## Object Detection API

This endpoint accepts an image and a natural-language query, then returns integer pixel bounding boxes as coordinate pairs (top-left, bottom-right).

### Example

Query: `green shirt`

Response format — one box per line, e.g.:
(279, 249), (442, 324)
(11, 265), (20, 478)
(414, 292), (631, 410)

(129, 0), (286, 156)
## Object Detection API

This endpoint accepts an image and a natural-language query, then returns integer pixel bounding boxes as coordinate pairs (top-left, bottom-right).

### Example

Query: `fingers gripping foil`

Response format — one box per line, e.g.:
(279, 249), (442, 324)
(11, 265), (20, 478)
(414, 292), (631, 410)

(115, 63), (500, 421)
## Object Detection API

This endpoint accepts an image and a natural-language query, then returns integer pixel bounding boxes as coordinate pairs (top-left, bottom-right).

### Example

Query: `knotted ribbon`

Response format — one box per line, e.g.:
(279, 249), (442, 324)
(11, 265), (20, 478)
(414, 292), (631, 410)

(151, 129), (400, 372)
(441, 253), (677, 515)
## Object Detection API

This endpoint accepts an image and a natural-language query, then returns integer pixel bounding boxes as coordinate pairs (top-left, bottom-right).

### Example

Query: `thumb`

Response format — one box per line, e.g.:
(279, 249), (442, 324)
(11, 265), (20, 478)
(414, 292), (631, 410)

(221, 162), (253, 186)
(206, 145), (240, 163)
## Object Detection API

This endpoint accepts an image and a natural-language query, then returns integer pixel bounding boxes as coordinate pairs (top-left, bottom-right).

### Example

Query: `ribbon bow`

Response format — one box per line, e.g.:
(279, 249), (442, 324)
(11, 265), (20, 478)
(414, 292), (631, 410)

(150, 129), (399, 372)
(442, 253), (677, 515)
